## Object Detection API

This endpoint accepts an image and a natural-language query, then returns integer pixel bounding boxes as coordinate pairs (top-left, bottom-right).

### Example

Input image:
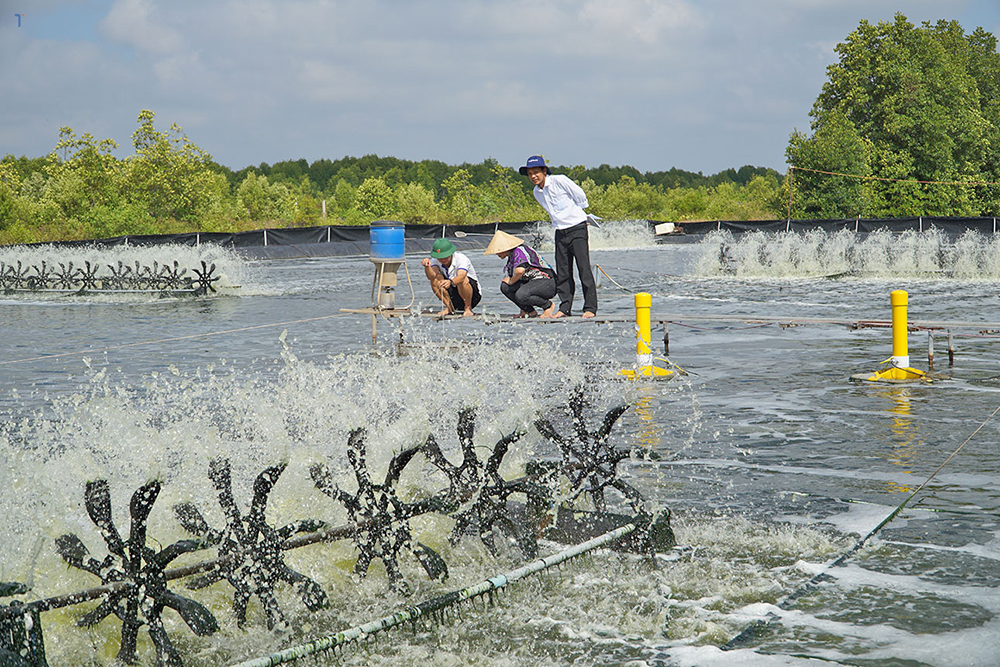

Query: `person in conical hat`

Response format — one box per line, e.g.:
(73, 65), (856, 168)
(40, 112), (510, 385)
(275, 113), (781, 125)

(484, 230), (557, 318)
(421, 238), (481, 317)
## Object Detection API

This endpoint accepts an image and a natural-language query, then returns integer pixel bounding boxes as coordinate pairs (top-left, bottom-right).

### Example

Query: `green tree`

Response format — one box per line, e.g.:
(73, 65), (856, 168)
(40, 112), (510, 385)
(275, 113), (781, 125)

(47, 127), (122, 209)
(705, 176), (784, 220)
(663, 186), (712, 221)
(589, 175), (663, 219)
(237, 172), (296, 221)
(442, 168), (479, 221)
(332, 179), (356, 211)
(0, 161), (20, 230)
(395, 182), (439, 223)
(125, 109), (223, 221)
(353, 176), (394, 218)
(787, 110), (871, 217)
(792, 14), (1000, 217)
(481, 158), (532, 220)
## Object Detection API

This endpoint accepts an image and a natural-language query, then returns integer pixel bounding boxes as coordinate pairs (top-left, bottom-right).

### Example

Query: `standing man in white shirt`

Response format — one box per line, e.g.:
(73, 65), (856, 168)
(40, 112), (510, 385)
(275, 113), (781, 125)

(519, 155), (597, 318)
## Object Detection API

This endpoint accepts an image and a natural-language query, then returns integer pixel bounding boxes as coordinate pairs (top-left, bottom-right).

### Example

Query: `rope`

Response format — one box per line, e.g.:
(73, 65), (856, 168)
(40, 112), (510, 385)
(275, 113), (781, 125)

(789, 165), (1000, 188)
(595, 264), (633, 291)
(0, 312), (351, 366)
(721, 398), (1000, 650)
(229, 523), (636, 667)
(665, 320), (773, 332)
(597, 265), (681, 280)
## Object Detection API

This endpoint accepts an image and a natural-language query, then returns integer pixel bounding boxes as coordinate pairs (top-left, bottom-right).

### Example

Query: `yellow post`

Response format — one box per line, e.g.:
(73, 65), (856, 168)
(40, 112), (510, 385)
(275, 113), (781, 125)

(635, 292), (653, 368)
(852, 289), (931, 383)
(890, 290), (909, 368)
(620, 292), (673, 379)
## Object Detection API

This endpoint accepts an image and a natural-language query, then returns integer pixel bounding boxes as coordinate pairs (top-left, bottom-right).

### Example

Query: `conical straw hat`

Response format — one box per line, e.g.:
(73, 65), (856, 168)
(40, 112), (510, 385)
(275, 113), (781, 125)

(484, 230), (524, 255)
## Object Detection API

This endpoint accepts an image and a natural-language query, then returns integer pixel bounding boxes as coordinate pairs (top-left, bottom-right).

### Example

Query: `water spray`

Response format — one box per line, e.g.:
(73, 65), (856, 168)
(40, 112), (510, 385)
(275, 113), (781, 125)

(0, 388), (674, 667)
(228, 523), (638, 667)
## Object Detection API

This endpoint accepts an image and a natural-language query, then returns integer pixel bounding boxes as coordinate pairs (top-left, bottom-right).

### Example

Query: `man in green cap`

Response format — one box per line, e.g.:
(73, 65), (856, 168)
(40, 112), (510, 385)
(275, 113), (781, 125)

(421, 238), (481, 317)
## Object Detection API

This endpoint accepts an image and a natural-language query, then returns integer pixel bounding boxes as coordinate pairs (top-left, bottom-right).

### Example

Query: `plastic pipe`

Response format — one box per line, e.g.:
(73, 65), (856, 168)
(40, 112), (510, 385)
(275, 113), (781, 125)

(229, 524), (636, 667)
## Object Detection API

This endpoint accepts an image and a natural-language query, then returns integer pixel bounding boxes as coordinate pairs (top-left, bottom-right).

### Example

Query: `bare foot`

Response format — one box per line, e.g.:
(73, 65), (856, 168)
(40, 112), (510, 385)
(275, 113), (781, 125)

(462, 309), (475, 318)
(581, 311), (596, 319)
(437, 308), (453, 317)
(540, 304), (557, 318)
(551, 311), (567, 319)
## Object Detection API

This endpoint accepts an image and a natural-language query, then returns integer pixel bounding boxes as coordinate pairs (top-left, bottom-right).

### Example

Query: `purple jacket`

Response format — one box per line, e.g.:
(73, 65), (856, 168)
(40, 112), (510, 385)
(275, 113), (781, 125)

(505, 245), (553, 281)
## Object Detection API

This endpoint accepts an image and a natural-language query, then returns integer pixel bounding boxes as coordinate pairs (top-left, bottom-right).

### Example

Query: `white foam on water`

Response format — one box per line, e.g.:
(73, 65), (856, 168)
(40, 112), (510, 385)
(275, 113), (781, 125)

(694, 227), (1000, 280)
(663, 644), (827, 666)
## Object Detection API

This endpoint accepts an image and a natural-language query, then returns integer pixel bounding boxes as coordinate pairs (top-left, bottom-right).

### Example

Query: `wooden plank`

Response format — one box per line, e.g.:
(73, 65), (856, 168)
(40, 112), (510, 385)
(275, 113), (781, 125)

(343, 307), (1000, 331)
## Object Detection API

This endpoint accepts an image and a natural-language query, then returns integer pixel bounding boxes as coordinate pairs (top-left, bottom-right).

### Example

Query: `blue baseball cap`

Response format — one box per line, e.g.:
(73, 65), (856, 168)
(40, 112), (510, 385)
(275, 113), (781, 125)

(519, 155), (551, 175)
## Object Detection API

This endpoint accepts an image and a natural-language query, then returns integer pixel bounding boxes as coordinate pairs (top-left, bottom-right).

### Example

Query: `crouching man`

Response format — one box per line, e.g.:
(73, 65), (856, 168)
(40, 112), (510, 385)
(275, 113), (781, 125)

(420, 238), (481, 317)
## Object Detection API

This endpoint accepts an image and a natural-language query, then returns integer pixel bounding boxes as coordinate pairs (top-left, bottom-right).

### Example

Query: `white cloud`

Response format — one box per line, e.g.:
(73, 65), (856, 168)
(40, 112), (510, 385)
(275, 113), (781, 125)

(99, 0), (184, 55)
(297, 60), (378, 103)
(580, 0), (701, 46)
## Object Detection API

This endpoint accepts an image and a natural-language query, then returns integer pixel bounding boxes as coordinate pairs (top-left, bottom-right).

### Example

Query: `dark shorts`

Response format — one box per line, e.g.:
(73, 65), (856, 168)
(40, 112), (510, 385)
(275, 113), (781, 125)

(448, 278), (481, 311)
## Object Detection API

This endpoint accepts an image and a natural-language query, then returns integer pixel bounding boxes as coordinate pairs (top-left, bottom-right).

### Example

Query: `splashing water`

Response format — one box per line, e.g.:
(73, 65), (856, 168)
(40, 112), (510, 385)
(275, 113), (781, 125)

(1, 334), (711, 665)
(0, 243), (252, 299)
(526, 219), (657, 253)
(694, 228), (1000, 279)
(0, 320), (814, 667)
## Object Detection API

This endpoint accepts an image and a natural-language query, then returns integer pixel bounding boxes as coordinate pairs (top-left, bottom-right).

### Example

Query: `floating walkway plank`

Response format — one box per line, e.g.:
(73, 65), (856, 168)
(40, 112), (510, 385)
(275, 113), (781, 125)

(402, 311), (1000, 331)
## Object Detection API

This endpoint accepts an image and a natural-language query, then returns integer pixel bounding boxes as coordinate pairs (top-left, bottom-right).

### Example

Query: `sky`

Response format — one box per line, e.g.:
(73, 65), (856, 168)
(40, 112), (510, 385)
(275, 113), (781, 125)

(2, 1), (1000, 176)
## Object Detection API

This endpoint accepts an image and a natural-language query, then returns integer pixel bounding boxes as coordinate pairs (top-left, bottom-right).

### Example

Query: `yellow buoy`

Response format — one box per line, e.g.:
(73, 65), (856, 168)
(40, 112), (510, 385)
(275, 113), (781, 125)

(620, 292), (674, 380)
(854, 290), (932, 383)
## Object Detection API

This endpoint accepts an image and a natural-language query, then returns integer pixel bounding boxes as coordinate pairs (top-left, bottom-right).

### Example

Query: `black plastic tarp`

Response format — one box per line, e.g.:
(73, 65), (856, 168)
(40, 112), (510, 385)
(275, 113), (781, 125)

(20, 217), (1000, 258)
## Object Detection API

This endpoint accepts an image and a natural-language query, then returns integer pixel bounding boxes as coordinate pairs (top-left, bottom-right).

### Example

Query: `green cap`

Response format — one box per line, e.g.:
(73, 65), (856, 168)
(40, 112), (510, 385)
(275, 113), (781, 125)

(431, 238), (456, 259)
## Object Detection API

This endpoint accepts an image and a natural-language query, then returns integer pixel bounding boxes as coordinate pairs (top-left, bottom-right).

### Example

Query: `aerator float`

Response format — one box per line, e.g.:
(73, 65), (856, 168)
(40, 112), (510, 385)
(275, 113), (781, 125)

(0, 260), (220, 295)
(0, 386), (673, 667)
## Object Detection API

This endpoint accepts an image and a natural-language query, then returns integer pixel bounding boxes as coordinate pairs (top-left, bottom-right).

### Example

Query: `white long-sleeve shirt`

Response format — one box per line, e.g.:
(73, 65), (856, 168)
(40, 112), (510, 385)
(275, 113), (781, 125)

(533, 174), (589, 230)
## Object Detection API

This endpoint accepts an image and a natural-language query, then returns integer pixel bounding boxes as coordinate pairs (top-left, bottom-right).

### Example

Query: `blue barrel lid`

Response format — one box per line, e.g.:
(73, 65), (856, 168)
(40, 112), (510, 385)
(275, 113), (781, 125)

(371, 220), (403, 227)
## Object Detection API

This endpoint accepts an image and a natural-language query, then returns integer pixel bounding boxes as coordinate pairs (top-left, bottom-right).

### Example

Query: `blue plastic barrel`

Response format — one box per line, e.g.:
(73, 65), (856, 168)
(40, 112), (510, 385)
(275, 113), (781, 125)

(369, 220), (405, 263)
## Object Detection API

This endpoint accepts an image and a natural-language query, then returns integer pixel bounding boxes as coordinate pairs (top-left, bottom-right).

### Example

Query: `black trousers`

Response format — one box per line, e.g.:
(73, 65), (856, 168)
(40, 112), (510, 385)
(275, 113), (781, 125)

(554, 222), (597, 315)
(500, 275), (556, 313)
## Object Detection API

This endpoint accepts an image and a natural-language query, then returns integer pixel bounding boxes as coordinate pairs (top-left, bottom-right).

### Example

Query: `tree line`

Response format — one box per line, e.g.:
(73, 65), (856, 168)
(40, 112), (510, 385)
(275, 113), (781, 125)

(0, 113), (785, 245)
